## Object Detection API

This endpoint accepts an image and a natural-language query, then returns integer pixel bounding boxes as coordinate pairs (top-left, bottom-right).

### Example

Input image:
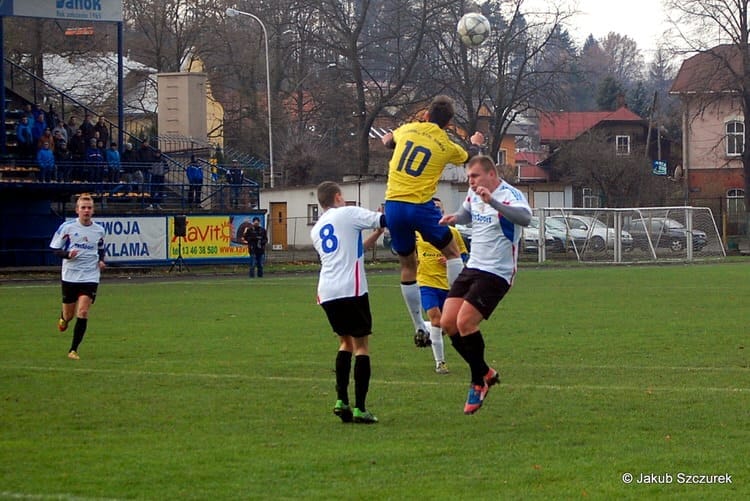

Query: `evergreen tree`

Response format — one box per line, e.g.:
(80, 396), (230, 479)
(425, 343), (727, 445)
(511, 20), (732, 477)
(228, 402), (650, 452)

(596, 76), (625, 111)
(628, 81), (650, 118)
(536, 24), (580, 110)
(576, 35), (608, 110)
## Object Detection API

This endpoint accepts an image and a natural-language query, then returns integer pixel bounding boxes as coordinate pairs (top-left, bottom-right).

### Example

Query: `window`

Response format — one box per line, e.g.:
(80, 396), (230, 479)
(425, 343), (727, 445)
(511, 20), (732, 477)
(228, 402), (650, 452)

(727, 188), (745, 224)
(568, 217), (587, 230)
(307, 204), (319, 225)
(726, 121), (744, 156)
(582, 187), (599, 208)
(496, 149), (507, 166)
(615, 135), (630, 155)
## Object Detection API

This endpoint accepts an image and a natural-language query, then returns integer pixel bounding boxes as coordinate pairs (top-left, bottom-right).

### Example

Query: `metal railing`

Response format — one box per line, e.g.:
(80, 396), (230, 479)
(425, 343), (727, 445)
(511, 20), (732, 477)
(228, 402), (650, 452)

(0, 156), (260, 211)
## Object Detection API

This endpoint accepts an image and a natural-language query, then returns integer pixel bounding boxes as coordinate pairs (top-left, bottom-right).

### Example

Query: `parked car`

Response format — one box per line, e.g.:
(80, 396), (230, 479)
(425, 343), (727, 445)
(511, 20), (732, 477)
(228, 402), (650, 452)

(625, 217), (708, 252)
(548, 215), (633, 252)
(523, 216), (568, 253)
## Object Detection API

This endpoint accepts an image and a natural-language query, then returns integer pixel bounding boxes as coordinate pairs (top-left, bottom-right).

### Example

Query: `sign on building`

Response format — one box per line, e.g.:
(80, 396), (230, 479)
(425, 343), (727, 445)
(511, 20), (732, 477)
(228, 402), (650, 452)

(0, 0), (123, 23)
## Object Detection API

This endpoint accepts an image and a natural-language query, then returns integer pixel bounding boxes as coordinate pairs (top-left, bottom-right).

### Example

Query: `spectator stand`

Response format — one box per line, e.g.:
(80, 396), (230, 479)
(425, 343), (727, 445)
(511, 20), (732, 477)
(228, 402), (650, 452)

(0, 55), (269, 266)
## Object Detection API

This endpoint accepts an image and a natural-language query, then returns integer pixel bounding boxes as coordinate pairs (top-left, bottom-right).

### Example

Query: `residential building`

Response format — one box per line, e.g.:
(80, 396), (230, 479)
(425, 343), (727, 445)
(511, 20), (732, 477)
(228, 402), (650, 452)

(537, 106), (669, 207)
(670, 44), (747, 234)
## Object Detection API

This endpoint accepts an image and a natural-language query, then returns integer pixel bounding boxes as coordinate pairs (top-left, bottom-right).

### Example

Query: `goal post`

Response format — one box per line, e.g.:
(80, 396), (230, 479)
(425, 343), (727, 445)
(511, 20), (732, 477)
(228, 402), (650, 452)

(525, 207), (726, 264)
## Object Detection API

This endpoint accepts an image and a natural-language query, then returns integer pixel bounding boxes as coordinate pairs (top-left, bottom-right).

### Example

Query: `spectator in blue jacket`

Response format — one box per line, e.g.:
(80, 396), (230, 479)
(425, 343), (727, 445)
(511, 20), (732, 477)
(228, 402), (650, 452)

(186, 155), (204, 207)
(31, 113), (47, 147)
(105, 142), (121, 183)
(36, 141), (55, 182)
(85, 138), (105, 182)
(15, 116), (34, 159)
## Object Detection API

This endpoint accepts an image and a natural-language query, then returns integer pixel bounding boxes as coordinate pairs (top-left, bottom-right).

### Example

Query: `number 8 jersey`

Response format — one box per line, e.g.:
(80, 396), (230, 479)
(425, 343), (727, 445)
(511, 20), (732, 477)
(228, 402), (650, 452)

(385, 122), (469, 203)
(311, 205), (383, 303)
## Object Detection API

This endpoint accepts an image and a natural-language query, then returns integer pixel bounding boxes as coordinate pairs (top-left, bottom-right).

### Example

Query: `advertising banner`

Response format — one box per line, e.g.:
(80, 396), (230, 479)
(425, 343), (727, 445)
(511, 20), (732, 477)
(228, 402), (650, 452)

(168, 215), (265, 260)
(97, 217), (167, 262)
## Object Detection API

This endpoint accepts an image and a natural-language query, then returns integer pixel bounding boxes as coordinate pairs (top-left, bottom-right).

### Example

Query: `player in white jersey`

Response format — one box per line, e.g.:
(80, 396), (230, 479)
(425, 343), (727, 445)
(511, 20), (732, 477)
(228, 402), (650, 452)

(311, 181), (386, 424)
(439, 156), (531, 414)
(49, 193), (106, 360)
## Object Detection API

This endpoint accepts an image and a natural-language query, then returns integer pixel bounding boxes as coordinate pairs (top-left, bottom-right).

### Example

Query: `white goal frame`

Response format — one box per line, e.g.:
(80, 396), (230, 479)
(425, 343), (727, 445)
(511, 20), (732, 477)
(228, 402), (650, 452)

(526, 206), (726, 264)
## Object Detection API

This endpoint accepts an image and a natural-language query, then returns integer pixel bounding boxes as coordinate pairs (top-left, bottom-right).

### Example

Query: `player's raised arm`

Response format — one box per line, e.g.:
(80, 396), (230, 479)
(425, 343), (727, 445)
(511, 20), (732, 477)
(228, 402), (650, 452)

(381, 131), (395, 149)
(489, 199), (532, 227)
(467, 131), (485, 158)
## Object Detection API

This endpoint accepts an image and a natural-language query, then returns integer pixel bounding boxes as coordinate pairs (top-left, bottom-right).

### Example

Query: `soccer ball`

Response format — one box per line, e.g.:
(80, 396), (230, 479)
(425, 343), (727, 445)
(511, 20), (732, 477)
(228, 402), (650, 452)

(457, 12), (491, 48)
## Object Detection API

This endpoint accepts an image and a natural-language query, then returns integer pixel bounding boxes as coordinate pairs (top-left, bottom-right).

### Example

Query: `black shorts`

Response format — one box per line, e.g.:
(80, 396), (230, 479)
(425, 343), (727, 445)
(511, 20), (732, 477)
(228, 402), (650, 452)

(61, 281), (99, 304)
(447, 268), (510, 320)
(320, 293), (372, 338)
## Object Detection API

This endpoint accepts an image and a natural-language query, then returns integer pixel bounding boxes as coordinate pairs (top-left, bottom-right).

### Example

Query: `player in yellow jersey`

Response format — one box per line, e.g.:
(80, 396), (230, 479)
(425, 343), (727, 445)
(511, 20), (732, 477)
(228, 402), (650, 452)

(381, 95), (483, 347)
(416, 198), (469, 374)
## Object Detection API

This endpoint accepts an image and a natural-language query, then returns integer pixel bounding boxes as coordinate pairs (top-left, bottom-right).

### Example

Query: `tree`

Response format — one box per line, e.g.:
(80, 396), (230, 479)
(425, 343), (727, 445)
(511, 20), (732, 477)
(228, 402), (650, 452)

(628, 80), (651, 118)
(544, 25), (587, 111)
(665, 0), (750, 232)
(572, 35), (610, 111)
(482, 1), (578, 161)
(599, 32), (645, 87)
(123, 0), (223, 73)
(2, 16), (117, 99)
(574, 33), (645, 112)
(422, 0), (577, 163)
(302, 0), (438, 177)
(553, 129), (665, 207)
(646, 48), (681, 143)
(596, 76), (625, 110)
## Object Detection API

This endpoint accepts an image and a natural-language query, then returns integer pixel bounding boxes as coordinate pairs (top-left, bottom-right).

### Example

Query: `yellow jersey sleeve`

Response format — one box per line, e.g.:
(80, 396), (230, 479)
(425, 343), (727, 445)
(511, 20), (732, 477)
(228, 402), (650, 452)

(385, 122), (469, 203)
(453, 227), (468, 256)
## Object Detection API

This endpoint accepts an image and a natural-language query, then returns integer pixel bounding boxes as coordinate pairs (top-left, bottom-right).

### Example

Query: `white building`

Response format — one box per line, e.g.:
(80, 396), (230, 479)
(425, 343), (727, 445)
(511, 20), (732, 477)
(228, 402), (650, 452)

(260, 177), (470, 249)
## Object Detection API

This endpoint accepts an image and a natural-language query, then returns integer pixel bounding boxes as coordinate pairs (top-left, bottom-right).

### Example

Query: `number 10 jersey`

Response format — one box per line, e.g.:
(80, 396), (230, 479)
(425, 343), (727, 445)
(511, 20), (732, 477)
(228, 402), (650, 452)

(385, 122), (469, 204)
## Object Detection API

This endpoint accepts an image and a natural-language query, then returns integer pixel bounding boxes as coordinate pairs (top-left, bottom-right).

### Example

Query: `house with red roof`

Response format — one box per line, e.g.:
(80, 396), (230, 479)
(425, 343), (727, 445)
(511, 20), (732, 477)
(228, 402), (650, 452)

(516, 150), (547, 181)
(537, 106), (670, 207)
(539, 107), (645, 143)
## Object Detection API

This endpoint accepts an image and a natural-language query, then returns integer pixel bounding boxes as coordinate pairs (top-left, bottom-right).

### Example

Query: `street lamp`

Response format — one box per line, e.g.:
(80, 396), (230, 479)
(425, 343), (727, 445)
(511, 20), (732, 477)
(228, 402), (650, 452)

(226, 7), (275, 188)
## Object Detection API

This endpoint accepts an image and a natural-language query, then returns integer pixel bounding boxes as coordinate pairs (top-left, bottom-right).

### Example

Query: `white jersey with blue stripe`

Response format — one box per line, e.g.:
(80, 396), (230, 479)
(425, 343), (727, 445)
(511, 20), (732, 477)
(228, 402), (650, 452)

(49, 218), (106, 283)
(311, 205), (382, 303)
(463, 181), (530, 284)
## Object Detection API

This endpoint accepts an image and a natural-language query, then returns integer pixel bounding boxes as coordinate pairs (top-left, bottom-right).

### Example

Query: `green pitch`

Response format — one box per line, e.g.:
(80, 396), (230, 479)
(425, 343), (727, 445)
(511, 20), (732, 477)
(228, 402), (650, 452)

(1, 263), (748, 500)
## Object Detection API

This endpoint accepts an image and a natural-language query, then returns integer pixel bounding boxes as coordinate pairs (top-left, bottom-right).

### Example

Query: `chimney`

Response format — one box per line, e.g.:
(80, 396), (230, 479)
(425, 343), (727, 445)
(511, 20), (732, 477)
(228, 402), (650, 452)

(616, 93), (626, 109)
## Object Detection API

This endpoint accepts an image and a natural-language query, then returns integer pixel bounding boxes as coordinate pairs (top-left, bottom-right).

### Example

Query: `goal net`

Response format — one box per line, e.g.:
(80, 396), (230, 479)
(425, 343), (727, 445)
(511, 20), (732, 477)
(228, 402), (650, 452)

(522, 207), (726, 264)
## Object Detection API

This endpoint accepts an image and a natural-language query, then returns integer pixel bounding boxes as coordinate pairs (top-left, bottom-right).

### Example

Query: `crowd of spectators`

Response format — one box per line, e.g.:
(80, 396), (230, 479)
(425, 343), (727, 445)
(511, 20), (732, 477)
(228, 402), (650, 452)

(12, 106), (180, 201)
(10, 105), (257, 209)
(15, 106), (148, 185)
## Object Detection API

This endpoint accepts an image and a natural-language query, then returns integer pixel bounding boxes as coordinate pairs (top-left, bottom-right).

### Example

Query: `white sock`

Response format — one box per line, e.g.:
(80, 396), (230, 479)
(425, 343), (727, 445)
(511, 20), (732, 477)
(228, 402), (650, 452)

(446, 258), (463, 286)
(401, 282), (424, 331)
(429, 324), (444, 364)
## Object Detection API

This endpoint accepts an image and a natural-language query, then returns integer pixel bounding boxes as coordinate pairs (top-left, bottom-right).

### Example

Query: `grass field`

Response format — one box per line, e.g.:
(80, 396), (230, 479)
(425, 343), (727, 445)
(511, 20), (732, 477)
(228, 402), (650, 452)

(1, 263), (749, 500)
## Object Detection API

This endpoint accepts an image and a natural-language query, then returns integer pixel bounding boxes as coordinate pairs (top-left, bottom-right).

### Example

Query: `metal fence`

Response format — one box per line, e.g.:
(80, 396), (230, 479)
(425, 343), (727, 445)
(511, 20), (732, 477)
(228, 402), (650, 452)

(270, 207), (727, 265)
